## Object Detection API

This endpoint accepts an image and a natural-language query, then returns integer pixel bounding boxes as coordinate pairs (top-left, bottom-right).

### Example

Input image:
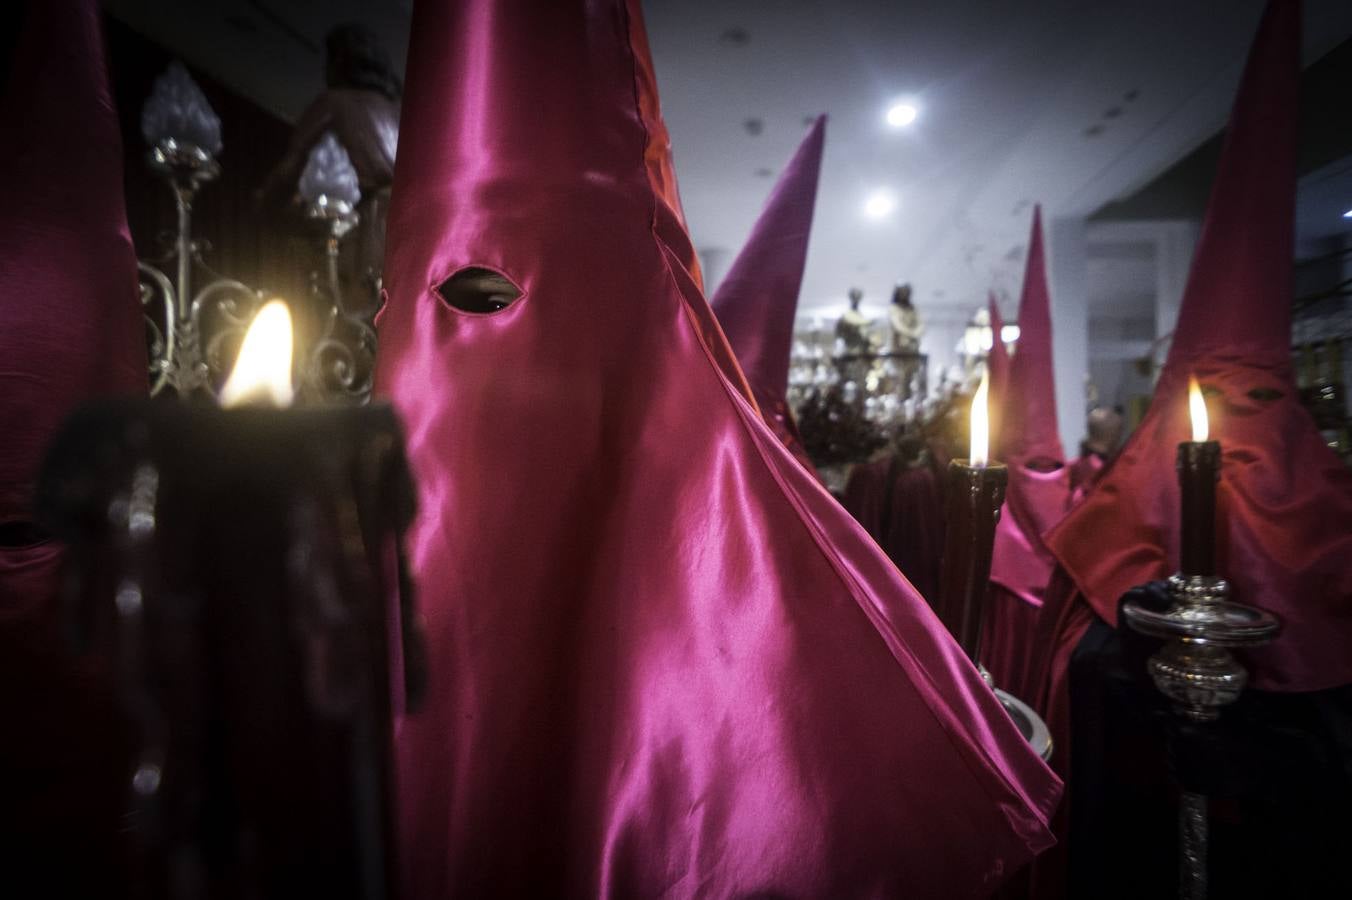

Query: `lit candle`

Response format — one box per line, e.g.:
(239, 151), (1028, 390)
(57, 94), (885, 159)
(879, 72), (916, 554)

(936, 371), (1007, 660)
(219, 299), (295, 408)
(36, 301), (423, 895)
(970, 369), (990, 468)
(1178, 375), (1220, 576)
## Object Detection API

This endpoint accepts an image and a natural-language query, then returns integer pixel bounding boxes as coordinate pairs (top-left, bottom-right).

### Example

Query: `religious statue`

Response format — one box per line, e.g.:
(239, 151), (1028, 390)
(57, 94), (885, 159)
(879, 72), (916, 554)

(888, 283), (923, 353)
(835, 287), (874, 355)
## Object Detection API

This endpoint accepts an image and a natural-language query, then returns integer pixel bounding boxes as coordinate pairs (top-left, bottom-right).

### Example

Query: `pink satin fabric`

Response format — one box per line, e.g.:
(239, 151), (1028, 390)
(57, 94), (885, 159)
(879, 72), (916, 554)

(711, 117), (825, 471)
(991, 468), (1069, 612)
(0, 0), (146, 528)
(996, 208), (1064, 468)
(1066, 452), (1105, 503)
(0, 0), (146, 869)
(376, 0), (1060, 894)
(1046, 0), (1352, 695)
(983, 466), (1071, 693)
(986, 209), (1072, 690)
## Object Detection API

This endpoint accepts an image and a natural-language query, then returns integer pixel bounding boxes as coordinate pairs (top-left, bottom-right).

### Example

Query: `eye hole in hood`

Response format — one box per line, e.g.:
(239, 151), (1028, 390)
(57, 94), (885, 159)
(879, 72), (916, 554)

(436, 267), (523, 314)
(1247, 386), (1284, 402)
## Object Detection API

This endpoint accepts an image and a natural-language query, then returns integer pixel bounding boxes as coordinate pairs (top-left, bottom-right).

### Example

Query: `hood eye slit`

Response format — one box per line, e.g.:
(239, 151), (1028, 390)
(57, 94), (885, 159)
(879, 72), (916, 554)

(436, 267), (522, 314)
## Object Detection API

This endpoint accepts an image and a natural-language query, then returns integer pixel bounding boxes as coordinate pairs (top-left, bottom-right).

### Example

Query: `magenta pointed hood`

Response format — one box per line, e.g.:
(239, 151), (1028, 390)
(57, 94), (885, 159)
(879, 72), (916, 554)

(1047, 0), (1352, 692)
(0, 0), (146, 525)
(1002, 207), (1063, 463)
(990, 208), (1072, 611)
(0, 0), (147, 869)
(376, 0), (1059, 893)
(711, 115), (825, 460)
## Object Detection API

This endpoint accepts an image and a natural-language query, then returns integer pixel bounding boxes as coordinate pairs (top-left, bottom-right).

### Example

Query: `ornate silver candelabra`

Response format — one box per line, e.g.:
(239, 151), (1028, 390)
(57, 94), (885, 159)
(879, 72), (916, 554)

(297, 134), (377, 404)
(139, 63), (262, 398)
(1122, 573), (1279, 900)
(138, 63), (376, 405)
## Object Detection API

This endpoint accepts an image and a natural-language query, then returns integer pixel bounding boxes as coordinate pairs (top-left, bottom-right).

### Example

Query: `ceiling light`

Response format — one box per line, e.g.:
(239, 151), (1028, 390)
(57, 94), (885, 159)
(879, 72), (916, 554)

(864, 190), (896, 219)
(1343, 208), (1352, 218)
(885, 102), (918, 128)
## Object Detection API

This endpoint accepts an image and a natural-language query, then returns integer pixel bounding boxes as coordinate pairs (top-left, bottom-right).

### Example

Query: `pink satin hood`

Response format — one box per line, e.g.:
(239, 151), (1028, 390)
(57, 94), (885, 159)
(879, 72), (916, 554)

(0, 0), (146, 527)
(990, 207), (1071, 609)
(0, 0), (147, 870)
(375, 0), (1060, 894)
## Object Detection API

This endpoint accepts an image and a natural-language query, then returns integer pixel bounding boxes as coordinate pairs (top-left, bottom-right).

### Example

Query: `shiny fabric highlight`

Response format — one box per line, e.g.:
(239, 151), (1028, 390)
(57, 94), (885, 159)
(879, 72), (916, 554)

(376, 0), (1061, 895)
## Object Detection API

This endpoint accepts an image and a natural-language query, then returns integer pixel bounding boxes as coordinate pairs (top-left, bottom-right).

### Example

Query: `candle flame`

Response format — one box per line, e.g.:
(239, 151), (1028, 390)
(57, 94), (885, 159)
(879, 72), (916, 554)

(220, 300), (295, 408)
(971, 368), (990, 467)
(1188, 375), (1208, 442)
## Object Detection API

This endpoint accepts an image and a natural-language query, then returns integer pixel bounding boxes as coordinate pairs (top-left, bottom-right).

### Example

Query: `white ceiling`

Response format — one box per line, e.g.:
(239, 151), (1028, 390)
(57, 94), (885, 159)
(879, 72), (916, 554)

(644, 0), (1352, 314)
(105, 0), (1352, 317)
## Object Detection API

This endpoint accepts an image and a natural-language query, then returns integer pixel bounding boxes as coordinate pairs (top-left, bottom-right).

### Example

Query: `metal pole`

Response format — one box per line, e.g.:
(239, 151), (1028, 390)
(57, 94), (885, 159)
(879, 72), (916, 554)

(1179, 791), (1208, 900)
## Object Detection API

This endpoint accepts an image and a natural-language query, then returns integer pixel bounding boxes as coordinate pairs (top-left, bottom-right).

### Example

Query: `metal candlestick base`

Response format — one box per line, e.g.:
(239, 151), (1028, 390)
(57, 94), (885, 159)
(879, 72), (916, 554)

(1123, 574), (1279, 721)
(1122, 574), (1279, 898)
(973, 663), (1052, 761)
(997, 689), (1053, 762)
(936, 462), (1050, 762)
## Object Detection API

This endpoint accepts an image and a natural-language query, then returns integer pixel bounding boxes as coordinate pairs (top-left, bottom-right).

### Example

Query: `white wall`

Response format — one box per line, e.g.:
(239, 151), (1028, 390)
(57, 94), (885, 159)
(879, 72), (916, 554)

(1049, 215), (1090, 455)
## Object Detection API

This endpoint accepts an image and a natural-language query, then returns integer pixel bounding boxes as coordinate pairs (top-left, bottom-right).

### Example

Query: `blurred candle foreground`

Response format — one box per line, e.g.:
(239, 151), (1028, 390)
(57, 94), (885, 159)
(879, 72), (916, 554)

(35, 301), (424, 899)
(936, 371), (1007, 659)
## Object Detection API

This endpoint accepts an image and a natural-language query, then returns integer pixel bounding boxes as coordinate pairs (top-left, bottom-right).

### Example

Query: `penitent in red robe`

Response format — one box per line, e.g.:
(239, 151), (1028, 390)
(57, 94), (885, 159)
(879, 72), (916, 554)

(375, 0), (1060, 895)
(1027, 0), (1352, 892)
(984, 208), (1073, 697)
(0, 0), (148, 880)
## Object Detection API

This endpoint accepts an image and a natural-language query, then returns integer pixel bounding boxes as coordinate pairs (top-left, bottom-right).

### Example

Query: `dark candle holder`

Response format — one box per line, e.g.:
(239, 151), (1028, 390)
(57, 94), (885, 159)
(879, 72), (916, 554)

(1121, 437), (1279, 899)
(937, 460), (1007, 658)
(37, 400), (426, 900)
(936, 459), (1052, 760)
(1178, 441), (1220, 576)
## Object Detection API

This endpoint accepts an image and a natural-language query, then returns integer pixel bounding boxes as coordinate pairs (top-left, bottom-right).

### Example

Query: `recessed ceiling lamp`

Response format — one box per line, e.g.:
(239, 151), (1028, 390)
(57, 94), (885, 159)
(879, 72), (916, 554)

(1343, 208), (1352, 218)
(864, 190), (896, 219)
(885, 102), (918, 128)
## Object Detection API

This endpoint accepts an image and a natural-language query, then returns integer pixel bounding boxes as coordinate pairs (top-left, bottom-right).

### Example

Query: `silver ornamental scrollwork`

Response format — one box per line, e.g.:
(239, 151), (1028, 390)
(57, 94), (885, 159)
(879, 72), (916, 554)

(139, 61), (265, 400)
(296, 133), (377, 405)
(140, 256), (263, 397)
(140, 263), (176, 396)
(194, 279), (264, 388)
(305, 303), (377, 403)
(139, 62), (379, 405)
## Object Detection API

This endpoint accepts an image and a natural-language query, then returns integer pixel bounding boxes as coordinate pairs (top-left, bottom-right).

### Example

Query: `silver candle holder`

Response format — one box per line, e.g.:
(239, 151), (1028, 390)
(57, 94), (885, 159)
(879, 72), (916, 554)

(138, 63), (377, 405)
(1123, 574), (1279, 899)
(297, 133), (377, 404)
(139, 63), (260, 398)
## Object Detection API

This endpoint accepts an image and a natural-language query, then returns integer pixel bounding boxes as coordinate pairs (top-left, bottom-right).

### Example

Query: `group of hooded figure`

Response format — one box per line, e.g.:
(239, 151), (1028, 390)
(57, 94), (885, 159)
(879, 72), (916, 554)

(2, 0), (1350, 896)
